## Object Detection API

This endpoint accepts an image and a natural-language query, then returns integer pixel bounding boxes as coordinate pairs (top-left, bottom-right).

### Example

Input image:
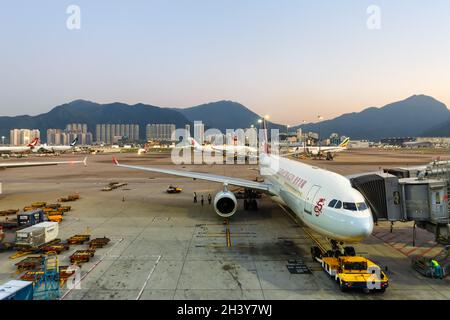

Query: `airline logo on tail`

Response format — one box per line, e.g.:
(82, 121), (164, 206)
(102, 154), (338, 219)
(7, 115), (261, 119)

(188, 137), (202, 150)
(27, 138), (39, 148)
(339, 137), (350, 148)
(70, 137), (79, 147)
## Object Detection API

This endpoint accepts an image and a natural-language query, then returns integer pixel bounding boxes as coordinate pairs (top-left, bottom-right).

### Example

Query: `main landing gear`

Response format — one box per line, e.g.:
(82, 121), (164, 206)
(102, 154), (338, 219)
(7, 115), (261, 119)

(243, 189), (259, 211)
(243, 198), (258, 211)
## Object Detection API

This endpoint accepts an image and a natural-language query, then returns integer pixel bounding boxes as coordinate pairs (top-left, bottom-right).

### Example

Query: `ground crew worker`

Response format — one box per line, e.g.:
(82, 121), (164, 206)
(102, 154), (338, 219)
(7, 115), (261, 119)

(208, 194), (212, 205)
(193, 192), (197, 203)
(201, 195), (204, 206)
(431, 260), (443, 279)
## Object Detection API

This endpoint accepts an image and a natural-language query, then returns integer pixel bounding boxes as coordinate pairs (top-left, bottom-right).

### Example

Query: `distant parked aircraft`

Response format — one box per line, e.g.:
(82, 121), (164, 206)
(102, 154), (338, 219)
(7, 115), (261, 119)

(290, 137), (350, 157)
(34, 137), (79, 153)
(0, 138), (39, 154)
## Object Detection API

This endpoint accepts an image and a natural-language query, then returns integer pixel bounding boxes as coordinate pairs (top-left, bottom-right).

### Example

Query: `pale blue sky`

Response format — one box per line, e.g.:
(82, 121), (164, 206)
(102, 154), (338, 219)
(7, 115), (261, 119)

(1, 1), (449, 124)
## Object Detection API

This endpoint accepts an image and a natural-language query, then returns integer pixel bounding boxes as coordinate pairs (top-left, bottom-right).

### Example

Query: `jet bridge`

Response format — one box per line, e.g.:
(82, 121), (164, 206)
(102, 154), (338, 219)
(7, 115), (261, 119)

(348, 161), (450, 244)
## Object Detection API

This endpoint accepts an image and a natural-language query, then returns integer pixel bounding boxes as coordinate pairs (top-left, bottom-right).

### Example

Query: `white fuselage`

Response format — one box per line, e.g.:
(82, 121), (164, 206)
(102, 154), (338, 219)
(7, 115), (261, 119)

(290, 145), (347, 155)
(211, 144), (257, 154)
(260, 153), (373, 242)
(0, 146), (33, 153)
(34, 145), (74, 153)
(188, 137), (257, 155)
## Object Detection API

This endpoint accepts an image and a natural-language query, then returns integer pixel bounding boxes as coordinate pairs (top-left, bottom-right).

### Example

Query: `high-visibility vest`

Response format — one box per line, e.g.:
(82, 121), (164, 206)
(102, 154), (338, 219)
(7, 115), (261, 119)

(431, 260), (439, 268)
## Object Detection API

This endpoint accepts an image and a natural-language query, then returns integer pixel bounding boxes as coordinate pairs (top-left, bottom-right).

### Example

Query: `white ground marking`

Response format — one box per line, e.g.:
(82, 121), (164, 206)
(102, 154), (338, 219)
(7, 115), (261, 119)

(136, 254), (162, 300)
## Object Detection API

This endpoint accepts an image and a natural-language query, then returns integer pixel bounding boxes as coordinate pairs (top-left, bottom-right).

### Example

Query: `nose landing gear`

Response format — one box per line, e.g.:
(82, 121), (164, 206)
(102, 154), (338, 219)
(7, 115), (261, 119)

(310, 239), (356, 260)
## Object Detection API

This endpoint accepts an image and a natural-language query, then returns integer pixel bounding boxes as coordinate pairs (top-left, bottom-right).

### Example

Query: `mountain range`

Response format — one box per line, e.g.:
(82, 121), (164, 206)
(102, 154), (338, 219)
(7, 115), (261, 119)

(0, 95), (449, 142)
(294, 95), (450, 140)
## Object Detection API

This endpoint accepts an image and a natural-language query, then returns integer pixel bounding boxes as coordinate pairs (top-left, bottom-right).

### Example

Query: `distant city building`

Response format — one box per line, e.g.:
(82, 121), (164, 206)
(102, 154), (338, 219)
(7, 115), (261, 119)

(349, 140), (370, 148)
(9, 129), (40, 146)
(66, 123), (87, 133)
(185, 124), (191, 137)
(47, 129), (63, 145)
(307, 132), (319, 140)
(416, 137), (450, 148)
(47, 127), (93, 145)
(96, 124), (140, 144)
(194, 121), (205, 144)
(146, 124), (176, 141)
(296, 128), (302, 141)
(330, 133), (340, 146)
(402, 141), (433, 148)
(380, 137), (414, 146)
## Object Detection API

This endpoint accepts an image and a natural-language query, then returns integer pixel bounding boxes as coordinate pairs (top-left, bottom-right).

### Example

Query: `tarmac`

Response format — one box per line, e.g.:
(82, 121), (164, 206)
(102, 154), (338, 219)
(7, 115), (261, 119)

(0, 148), (449, 300)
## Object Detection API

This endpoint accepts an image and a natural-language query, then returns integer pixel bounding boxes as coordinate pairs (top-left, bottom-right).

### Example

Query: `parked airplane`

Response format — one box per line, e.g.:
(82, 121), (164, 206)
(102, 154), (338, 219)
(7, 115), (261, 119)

(0, 138), (39, 154)
(291, 137), (350, 156)
(34, 137), (78, 153)
(187, 137), (258, 155)
(113, 122), (372, 253)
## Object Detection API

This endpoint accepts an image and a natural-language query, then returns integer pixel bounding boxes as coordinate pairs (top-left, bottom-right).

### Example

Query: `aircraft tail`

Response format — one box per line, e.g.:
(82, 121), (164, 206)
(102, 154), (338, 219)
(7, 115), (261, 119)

(339, 137), (350, 148)
(188, 137), (203, 151)
(70, 137), (79, 147)
(28, 138), (39, 148)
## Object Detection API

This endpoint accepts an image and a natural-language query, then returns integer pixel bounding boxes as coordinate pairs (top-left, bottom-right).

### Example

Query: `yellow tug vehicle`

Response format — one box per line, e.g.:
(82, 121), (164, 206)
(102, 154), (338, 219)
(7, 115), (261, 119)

(312, 246), (389, 293)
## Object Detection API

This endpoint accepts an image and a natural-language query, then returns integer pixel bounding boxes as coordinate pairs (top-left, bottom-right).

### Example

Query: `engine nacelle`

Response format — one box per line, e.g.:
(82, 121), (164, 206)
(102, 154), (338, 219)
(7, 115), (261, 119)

(213, 190), (238, 218)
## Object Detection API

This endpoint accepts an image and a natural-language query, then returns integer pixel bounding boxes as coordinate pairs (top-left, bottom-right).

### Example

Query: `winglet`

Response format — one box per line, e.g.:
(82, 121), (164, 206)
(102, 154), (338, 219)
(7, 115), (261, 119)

(113, 157), (119, 165)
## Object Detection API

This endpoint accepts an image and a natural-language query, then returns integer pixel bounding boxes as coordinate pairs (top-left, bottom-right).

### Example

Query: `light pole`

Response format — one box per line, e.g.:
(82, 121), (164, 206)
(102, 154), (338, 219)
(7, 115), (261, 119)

(257, 119), (263, 129)
(317, 115), (324, 153)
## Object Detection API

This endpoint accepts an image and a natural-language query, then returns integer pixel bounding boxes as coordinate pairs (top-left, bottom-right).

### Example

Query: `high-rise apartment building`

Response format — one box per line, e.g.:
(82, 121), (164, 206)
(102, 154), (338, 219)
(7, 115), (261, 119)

(193, 121), (205, 144)
(9, 129), (40, 146)
(95, 124), (140, 144)
(146, 124), (176, 141)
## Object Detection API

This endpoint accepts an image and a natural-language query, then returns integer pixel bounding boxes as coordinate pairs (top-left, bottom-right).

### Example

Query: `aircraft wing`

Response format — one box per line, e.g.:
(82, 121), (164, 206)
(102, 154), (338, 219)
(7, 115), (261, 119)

(113, 158), (272, 192)
(0, 157), (87, 169)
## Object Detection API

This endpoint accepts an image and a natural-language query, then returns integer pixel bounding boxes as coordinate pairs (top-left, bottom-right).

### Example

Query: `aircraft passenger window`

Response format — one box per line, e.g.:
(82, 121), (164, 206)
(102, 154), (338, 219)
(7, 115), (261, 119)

(357, 202), (368, 211)
(328, 199), (337, 208)
(343, 202), (357, 211)
(334, 201), (342, 209)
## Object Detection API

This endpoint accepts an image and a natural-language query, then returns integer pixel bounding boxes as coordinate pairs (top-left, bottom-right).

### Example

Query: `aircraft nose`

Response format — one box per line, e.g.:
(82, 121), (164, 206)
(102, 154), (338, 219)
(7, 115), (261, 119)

(356, 216), (374, 239)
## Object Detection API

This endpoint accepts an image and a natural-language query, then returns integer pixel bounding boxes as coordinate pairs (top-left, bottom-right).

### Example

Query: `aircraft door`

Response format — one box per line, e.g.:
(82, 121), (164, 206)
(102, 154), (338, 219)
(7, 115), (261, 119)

(304, 185), (321, 215)
(431, 189), (446, 221)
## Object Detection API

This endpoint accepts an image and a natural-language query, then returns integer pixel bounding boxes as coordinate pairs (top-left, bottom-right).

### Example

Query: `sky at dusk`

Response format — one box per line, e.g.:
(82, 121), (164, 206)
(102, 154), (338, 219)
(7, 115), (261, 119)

(1, 0), (450, 124)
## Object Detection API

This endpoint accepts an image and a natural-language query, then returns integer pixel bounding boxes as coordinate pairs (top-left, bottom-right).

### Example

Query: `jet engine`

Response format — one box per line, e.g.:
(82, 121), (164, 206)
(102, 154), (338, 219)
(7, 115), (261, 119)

(214, 190), (238, 218)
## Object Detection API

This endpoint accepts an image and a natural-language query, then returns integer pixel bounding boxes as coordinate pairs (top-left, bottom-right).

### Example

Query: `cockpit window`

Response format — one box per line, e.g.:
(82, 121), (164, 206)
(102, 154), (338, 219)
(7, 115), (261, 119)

(357, 202), (368, 211)
(328, 199), (337, 208)
(334, 201), (342, 209)
(343, 202), (357, 211)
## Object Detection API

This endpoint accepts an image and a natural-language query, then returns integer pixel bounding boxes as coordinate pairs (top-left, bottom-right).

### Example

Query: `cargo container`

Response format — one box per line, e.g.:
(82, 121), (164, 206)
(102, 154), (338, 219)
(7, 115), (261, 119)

(15, 222), (59, 248)
(17, 209), (45, 227)
(0, 280), (33, 300)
